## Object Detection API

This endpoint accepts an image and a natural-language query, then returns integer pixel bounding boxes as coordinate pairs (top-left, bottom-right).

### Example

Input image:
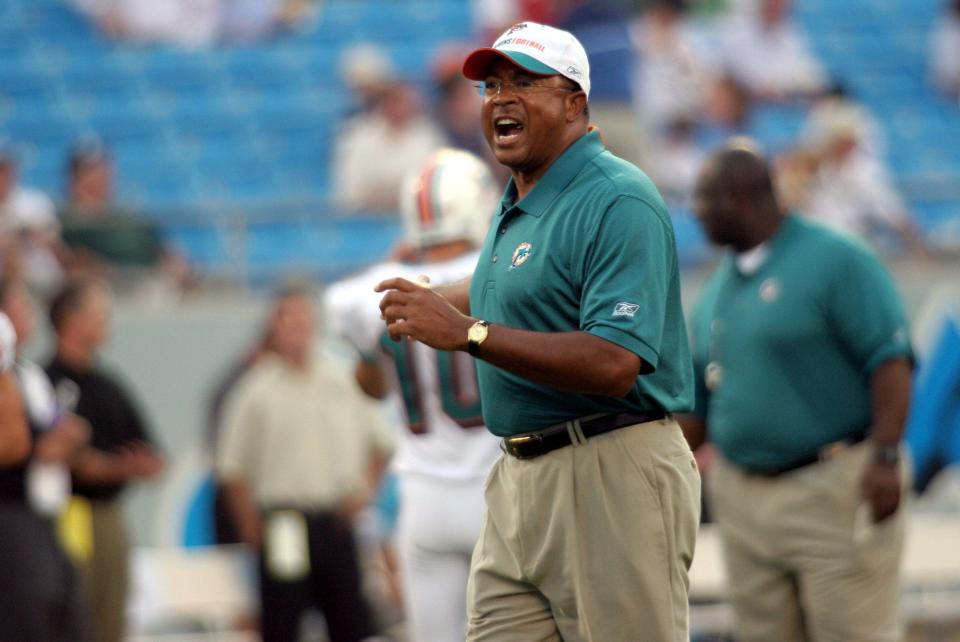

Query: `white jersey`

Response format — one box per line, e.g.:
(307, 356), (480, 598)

(325, 252), (502, 482)
(17, 360), (71, 516)
(0, 313), (16, 374)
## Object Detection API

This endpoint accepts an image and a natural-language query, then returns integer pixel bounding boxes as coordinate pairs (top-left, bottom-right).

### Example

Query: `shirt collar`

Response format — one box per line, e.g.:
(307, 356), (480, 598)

(735, 242), (770, 275)
(727, 214), (798, 276)
(497, 129), (606, 219)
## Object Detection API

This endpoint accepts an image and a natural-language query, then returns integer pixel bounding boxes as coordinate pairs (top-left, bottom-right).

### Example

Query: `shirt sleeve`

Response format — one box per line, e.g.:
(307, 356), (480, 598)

(827, 242), (913, 375)
(215, 378), (260, 482)
(0, 313), (16, 374)
(579, 196), (675, 372)
(324, 277), (388, 358)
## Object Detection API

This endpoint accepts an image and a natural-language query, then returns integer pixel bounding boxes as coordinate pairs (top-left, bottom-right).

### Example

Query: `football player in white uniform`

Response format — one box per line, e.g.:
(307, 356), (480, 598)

(326, 149), (502, 642)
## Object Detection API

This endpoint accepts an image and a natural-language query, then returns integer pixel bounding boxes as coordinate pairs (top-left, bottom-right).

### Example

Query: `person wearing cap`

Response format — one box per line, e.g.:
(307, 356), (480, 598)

(0, 143), (65, 294)
(682, 142), (912, 641)
(798, 99), (928, 256)
(377, 22), (699, 641)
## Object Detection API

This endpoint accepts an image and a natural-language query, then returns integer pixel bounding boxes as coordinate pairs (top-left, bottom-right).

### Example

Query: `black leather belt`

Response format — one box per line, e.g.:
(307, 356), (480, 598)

(502, 410), (667, 460)
(745, 430), (869, 477)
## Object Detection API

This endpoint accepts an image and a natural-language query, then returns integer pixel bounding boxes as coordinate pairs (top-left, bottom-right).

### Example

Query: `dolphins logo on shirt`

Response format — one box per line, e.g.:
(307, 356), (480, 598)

(510, 242), (532, 270)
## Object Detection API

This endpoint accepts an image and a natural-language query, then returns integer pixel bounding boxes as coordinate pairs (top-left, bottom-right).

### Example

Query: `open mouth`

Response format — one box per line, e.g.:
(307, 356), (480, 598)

(494, 117), (524, 144)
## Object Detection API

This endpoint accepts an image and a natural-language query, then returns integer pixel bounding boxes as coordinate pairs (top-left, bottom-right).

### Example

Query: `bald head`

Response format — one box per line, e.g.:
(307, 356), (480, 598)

(708, 143), (777, 201)
(693, 141), (783, 251)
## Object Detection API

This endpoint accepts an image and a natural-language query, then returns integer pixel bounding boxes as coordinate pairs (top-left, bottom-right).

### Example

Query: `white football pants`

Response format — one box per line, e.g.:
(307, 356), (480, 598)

(397, 473), (488, 642)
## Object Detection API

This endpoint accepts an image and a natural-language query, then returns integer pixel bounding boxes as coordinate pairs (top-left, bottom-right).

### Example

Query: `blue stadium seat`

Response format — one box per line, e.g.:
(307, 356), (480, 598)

(2, 109), (80, 144)
(163, 227), (227, 271)
(124, 164), (199, 209)
(143, 53), (221, 94)
(0, 68), (59, 101)
(60, 59), (140, 96)
(81, 106), (166, 147)
(17, 149), (65, 196)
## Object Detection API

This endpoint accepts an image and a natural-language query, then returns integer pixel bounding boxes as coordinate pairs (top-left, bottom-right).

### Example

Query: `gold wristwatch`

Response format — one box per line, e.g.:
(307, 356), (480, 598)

(467, 320), (490, 356)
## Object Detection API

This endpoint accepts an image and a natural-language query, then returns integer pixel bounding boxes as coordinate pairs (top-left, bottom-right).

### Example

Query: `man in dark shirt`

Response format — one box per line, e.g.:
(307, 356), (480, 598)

(45, 278), (164, 642)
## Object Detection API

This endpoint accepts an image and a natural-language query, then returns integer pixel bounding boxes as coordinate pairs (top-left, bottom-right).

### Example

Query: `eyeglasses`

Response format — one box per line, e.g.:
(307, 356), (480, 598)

(474, 79), (577, 98)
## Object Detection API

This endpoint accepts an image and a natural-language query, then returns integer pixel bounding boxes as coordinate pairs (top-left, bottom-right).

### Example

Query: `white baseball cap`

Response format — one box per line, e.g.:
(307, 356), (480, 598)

(463, 22), (591, 98)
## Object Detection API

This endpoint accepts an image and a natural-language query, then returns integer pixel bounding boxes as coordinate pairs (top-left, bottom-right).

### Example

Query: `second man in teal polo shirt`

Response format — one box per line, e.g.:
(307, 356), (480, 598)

(682, 142), (913, 642)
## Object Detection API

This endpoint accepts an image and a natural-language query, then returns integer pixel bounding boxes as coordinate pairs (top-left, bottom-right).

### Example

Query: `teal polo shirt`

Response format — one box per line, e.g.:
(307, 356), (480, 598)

(469, 130), (693, 437)
(690, 215), (913, 471)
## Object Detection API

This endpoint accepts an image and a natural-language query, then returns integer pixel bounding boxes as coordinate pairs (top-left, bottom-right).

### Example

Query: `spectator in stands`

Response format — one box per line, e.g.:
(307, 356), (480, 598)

(718, 0), (828, 101)
(470, 0), (559, 41)
(340, 44), (396, 120)
(67, 0), (222, 47)
(332, 80), (444, 214)
(696, 73), (754, 150)
(629, 0), (711, 135)
(216, 283), (394, 642)
(45, 278), (165, 642)
(0, 275), (90, 642)
(59, 139), (190, 294)
(930, 0), (960, 99)
(433, 48), (491, 162)
(0, 143), (65, 295)
(647, 116), (706, 207)
(683, 142), (913, 642)
(798, 100), (928, 254)
(67, 0), (315, 47)
(802, 84), (887, 158)
(220, 0), (317, 43)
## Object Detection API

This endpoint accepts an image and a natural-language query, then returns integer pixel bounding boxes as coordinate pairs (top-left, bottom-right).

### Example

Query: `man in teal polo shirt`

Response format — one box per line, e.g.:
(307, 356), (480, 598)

(376, 21), (699, 641)
(682, 143), (912, 641)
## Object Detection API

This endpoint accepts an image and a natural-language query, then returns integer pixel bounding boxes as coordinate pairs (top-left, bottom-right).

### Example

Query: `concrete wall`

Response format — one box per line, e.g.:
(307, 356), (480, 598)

(24, 257), (957, 546)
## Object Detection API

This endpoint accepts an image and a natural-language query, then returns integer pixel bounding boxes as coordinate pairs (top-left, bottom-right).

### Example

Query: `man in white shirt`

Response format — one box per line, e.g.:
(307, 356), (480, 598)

(719, 0), (827, 100)
(217, 284), (395, 642)
(800, 101), (927, 254)
(0, 146), (64, 294)
(332, 81), (445, 213)
(930, 0), (960, 98)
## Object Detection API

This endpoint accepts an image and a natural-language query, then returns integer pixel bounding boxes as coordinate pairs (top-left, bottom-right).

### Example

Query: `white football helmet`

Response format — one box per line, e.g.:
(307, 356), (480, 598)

(400, 148), (499, 250)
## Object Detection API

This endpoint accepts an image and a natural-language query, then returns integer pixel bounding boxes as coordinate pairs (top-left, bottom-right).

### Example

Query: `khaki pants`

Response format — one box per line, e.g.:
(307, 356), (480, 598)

(707, 443), (908, 642)
(82, 500), (129, 642)
(467, 417), (700, 642)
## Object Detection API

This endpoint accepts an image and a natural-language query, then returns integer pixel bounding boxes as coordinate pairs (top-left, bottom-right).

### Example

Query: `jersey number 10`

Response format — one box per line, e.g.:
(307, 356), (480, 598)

(380, 335), (484, 434)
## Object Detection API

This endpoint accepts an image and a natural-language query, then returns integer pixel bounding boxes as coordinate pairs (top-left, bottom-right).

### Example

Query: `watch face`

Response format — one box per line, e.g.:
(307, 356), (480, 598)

(469, 322), (488, 343)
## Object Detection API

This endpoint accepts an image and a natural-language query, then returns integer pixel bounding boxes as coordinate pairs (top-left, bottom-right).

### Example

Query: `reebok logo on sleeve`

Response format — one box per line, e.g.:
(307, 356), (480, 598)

(613, 302), (640, 318)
